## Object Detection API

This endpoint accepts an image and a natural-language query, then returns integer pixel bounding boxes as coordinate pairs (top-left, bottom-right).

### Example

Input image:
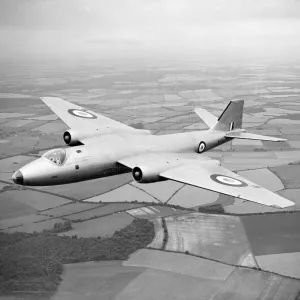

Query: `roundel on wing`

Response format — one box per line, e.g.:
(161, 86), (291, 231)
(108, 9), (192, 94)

(210, 174), (248, 187)
(68, 109), (97, 119)
(198, 141), (206, 153)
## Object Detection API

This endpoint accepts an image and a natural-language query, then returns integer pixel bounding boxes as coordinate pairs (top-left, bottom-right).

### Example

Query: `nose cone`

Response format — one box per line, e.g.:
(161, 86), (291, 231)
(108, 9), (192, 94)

(12, 170), (24, 185)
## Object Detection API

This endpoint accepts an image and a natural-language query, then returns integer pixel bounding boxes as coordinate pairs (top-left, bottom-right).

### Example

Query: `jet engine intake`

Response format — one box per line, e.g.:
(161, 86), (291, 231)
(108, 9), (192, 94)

(63, 130), (85, 146)
(132, 165), (167, 183)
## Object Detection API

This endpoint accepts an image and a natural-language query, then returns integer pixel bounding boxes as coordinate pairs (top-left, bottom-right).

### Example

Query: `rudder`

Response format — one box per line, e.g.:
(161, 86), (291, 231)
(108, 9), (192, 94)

(211, 100), (244, 131)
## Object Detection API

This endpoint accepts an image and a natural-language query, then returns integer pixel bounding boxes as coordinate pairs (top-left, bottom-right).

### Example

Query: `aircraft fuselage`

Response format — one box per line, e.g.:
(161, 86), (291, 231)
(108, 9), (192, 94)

(13, 130), (230, 186)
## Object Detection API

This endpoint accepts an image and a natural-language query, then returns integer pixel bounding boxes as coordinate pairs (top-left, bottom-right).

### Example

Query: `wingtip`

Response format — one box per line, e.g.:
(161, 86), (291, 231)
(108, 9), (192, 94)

(274, 203), (295, 209)
(270, 137), (288, 142)
(271, 195), (295, 209)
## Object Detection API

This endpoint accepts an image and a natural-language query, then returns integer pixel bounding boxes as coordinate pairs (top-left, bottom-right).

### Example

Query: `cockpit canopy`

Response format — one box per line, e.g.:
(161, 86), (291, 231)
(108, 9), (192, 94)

(43, 149), (66, 165)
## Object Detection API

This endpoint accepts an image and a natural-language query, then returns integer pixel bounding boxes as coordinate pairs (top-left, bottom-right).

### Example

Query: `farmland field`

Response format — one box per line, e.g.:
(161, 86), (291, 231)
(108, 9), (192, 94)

(124, 249), (235, 280)
(1, 56), (300, 299)
(62, 203), (145, 221)
(256, 253), (300, 279)
(52, 261), (146, 300)
(40, 202), (104, 218)
(165, 213), (256, 266)
(0, 189), (71, 210)
(36, 174), (133, 200)
(0, 195), (36, 219)
(59, 212), (134, 238)
(241, 213), (300, 255)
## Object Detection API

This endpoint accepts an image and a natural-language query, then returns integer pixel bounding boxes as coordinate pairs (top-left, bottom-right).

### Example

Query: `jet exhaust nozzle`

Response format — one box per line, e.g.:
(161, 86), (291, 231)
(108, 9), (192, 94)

(132, 167), (143, 182)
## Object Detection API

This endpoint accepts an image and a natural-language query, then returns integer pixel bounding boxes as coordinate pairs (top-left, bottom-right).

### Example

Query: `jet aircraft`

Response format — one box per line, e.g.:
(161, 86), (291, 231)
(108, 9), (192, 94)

(12, 97), (294, 208)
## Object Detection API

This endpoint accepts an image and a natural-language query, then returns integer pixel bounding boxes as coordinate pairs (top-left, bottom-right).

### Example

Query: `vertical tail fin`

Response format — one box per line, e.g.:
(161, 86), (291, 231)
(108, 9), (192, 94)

(211, 100), (244, 131)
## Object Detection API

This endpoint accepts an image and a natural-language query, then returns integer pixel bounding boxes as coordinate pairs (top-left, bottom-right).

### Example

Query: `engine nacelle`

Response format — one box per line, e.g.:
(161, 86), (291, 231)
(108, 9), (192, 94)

(63, 130), (94, 146)
(132, 165), (169, 183)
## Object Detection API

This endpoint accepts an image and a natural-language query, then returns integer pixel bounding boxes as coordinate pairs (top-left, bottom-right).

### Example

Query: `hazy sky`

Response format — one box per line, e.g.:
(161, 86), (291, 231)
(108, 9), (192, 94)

(0, 0), (300, 61)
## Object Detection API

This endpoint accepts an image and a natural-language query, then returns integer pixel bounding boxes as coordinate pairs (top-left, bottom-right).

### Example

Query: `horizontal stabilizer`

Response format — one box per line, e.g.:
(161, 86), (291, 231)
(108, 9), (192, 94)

(225, 132), (286, 142)
(194, 108), (217, 128)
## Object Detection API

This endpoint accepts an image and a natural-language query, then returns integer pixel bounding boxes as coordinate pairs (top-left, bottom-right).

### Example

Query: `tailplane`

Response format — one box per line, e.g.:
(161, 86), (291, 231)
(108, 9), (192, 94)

(195, 100), (286, 142)
(211, 100), (244, 132)
(225, 131), (286, 142)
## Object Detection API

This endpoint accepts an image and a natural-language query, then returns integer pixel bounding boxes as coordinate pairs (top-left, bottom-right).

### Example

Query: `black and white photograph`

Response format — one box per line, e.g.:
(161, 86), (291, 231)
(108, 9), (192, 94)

(1, 1), (300, 299)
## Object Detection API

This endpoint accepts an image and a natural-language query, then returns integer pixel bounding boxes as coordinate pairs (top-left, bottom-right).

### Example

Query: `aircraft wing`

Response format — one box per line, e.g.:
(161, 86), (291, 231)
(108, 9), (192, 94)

(119, 153), (294, 208)
(160, 160), (294, 208)
(40, 97), (140, 134)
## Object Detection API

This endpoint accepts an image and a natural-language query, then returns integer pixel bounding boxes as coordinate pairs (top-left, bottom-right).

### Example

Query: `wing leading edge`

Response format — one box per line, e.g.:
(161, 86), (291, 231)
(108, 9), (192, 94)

(160, 161), (294, 208)
(40, 97), (147, 134)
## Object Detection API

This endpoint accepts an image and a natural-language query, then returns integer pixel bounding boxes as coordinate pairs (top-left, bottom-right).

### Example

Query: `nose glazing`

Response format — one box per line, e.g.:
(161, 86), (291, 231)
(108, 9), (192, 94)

(12, 170), (24, 185)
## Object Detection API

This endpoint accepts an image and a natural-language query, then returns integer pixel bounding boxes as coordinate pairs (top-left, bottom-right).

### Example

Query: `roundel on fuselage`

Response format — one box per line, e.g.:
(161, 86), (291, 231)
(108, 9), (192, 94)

(68, 109), (97, 119)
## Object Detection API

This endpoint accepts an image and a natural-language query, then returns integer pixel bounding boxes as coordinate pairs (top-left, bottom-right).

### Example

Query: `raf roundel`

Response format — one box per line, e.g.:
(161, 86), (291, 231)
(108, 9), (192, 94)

(210, 174), (248, 187)
(68, 109), (97, 119)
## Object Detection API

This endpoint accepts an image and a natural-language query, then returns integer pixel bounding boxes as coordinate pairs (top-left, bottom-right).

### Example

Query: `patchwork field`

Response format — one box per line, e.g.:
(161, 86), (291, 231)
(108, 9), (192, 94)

(217, 268), (300, 300)
(0, 155), (36, 181)
(83, 183), (160, 203)
(124, 249), (235, 280)
(237, 168), (284, 192)
(59, 203), (145, 222)
(168, 185), (219, 208)
(256, 253), (300, 279)
(164, 213), (256, 266)
(130, 180), (184, 203)
(0, 189), (71, 210)
(5, 217), (66, 233)
(52, 261), (147, 300)
(52, 250), (300, 300)
(1, 59), (300, 299)
(59, 212), (135, 238)
(0, 194), (37, 220)
(35, 174), (133, 200)
(241, 213), (300, 256)
(40, 202), (104, 218)
(270, 165), (300, 189)
(0, 213), (49, 230)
